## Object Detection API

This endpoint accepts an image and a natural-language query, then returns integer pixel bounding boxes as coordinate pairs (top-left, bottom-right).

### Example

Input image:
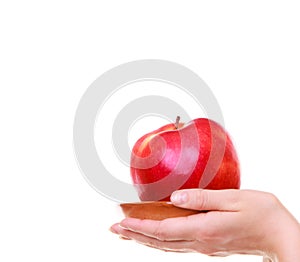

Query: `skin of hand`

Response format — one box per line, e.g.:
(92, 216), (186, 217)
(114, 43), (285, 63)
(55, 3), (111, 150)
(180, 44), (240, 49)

(110, 189), (300, 261)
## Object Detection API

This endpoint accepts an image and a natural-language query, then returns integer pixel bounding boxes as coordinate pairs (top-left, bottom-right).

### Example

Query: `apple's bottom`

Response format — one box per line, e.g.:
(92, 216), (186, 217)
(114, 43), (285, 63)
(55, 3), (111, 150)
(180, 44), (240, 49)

(120, 201), (200, 221)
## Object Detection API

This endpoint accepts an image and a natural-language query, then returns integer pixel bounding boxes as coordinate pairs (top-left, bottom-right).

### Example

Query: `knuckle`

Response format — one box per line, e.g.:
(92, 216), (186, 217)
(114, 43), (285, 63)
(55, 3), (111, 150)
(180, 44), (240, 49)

(244, 190), (282, 212)
(195, 190), (209, 210)
(195, 244), (217, 255)
(264, 192), (281, 209)
(201, 227), (218, 240)
(153, 221), (167, 241)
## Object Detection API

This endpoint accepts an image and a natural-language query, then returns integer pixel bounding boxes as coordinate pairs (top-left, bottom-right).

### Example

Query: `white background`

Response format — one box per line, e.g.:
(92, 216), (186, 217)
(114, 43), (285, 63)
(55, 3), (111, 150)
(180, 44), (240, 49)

(1, 1), (300, 261)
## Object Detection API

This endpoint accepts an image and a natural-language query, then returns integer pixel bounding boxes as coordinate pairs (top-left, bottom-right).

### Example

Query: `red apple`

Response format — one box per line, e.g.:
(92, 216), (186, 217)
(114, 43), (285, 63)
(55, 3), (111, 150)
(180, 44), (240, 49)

(130, 117), (240, 201)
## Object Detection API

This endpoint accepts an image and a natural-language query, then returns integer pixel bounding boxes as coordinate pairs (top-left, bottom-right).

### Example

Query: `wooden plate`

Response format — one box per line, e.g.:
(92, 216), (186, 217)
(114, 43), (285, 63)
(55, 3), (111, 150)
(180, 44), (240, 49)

(120, 201), (200, 220)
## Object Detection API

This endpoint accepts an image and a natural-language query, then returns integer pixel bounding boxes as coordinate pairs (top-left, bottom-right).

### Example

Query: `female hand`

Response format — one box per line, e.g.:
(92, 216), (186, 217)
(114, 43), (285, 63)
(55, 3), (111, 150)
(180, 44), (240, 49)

(110, 189), (300, 261)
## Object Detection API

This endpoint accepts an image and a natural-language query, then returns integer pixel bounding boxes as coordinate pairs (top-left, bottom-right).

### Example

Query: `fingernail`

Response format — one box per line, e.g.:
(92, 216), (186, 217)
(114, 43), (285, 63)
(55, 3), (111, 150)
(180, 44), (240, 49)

(109, 224), (119, 234)
(171, 191), (188, 204)
(120, 218), (138, 230)
(119, 236), (131, 240)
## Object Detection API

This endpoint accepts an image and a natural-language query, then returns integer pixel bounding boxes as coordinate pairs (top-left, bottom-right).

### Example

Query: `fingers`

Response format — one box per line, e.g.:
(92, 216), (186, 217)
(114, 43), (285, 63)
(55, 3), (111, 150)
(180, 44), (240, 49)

(116, 212), (238, 242)
(110, 222), (195, 252)
(171, 189), (241, 211)
(118, 216), (203, 241)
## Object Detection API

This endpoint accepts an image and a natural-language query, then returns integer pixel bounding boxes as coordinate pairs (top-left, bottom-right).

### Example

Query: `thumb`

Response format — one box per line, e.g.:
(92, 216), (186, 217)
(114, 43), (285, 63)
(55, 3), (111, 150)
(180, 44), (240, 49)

(170, 189), (241, 211)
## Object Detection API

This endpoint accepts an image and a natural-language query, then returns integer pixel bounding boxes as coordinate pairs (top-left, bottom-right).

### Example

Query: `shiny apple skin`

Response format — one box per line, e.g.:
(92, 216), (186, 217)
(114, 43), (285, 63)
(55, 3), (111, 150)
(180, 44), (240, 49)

(130, 118), (240, 201)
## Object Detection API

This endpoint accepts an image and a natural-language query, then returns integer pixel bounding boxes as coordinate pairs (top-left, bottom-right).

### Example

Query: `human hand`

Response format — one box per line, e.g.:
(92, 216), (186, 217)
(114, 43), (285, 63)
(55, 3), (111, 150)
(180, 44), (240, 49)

(111, 189), (300, 261)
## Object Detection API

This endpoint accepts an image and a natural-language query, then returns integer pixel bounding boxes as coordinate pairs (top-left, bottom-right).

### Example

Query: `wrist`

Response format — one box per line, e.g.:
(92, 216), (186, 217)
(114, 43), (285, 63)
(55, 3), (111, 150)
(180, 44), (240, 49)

(269, 218), (300, 261)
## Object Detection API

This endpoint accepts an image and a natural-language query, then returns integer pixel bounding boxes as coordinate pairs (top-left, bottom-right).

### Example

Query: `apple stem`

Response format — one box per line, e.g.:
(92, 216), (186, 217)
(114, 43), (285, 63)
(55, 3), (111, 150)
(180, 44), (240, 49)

(175, 116), (180, 129)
